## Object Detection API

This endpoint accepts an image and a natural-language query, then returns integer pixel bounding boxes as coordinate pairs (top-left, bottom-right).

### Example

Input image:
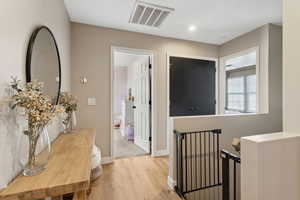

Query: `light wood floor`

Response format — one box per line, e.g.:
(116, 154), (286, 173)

(89, 156), (181, 200)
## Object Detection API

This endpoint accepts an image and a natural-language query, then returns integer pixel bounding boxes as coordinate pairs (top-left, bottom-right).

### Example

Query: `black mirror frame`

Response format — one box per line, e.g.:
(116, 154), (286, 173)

(26, 26), (62, 105)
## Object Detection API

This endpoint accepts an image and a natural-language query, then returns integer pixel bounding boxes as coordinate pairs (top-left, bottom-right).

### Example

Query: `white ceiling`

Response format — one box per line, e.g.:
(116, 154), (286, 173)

(64, 0), (282, 45)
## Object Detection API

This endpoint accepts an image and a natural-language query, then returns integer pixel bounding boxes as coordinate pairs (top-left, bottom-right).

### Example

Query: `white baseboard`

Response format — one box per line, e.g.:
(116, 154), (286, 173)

(101, 157), (113, 165)
(152, 149), (169, 157)
(167, 176), (176, 190)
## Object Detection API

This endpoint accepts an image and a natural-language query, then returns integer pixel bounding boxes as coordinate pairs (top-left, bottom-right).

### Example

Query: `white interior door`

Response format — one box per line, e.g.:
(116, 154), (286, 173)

(133, 56), (150, 153)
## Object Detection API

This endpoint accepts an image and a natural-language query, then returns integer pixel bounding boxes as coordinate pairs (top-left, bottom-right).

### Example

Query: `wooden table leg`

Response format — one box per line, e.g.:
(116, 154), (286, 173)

(73, 190), (87, 200)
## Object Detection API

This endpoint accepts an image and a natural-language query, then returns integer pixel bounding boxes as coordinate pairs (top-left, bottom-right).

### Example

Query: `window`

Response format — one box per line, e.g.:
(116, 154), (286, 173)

(224, 50), (257, 114)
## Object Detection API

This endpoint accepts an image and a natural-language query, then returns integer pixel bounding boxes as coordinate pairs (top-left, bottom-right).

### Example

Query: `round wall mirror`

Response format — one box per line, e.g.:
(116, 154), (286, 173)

(26, 26), (61, 104)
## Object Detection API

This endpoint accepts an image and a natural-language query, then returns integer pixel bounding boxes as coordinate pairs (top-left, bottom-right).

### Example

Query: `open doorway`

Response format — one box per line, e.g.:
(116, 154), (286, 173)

(111, 47), (154, 159)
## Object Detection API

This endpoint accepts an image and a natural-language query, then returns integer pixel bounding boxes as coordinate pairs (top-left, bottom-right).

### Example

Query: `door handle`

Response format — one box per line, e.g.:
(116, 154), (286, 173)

(132, 106), (136, 109)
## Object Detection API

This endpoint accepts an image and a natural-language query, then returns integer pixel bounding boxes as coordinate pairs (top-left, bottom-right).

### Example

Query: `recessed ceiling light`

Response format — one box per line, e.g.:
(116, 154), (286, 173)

(188, 25), (197, 32)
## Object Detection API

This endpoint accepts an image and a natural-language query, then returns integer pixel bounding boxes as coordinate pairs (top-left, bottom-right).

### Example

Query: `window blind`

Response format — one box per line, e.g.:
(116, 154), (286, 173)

(226, 65), (256, 113)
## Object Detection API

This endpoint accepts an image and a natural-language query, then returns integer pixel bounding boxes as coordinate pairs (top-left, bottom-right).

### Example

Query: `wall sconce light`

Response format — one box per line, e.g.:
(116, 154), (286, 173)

(80, 77), (88, 85)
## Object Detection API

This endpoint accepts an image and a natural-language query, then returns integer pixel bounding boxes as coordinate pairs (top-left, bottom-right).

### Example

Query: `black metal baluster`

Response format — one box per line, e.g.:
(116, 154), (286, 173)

(184, 134), (188, 192)
(213, 133), (216, 185)
(222, 153), (230, 200)
(190, 133), (193, 192)
(234, 161), (237, 200)
(179, 135), (183, 194)
(217, 134), (220, 184)
(220, 149), (241, 200)
(209, 131), (211, 186)
(200, 132), (202, 188)
(176, 134), (179, 191)
(195, 132), (198, 190)
(204, 131), (207, 187)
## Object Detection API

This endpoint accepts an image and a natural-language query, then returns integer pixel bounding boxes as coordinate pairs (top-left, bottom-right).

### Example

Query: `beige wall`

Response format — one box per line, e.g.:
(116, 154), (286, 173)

(283, 0), (300, 132)
(0, 0), (71, 93)
(170, 24), (282, 181)
(71, 23), (219, 157)
(0, 0), (71, 189)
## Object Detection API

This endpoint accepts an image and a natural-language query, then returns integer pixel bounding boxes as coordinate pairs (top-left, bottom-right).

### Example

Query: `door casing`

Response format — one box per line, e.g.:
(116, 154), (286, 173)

(111, 46), (155, 159)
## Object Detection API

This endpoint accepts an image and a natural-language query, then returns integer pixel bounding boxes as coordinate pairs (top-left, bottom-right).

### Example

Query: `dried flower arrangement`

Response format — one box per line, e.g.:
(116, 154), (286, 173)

(59, 92), (78, 113)
(10, 77), (64, 128)
(10, 77), (64, 175)
(58, 92), (78, 132)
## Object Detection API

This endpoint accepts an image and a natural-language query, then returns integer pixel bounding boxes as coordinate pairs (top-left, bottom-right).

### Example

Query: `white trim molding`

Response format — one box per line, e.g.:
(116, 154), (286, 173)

(111, 46), (157, 159)
(167, 176), (176, 190)
(101, 157), (113, 165)
(152, 149), (169, 157)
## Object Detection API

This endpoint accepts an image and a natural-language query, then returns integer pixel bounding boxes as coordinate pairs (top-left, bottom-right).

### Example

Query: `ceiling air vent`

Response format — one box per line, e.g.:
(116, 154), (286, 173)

(129, 0), (174, 28)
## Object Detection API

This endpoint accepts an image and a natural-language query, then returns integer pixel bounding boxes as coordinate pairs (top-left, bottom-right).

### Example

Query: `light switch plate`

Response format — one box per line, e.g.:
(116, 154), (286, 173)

(88, 97), (96, 106)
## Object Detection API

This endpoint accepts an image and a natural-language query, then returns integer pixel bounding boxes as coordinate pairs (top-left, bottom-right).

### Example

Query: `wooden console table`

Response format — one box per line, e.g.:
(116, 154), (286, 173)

(0, 128), (96, 200)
